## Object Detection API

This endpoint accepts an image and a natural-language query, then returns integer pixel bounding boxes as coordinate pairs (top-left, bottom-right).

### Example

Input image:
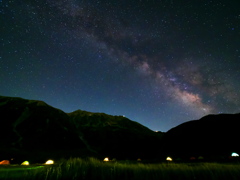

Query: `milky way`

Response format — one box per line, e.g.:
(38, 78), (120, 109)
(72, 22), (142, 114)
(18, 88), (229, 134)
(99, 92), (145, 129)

(1, 0), (240, 131)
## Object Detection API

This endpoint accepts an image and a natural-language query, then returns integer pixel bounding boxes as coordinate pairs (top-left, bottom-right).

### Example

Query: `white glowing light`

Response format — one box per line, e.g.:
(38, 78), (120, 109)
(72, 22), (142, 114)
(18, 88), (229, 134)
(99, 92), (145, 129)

(45, 160), (54, 165)
(103, 157), (109, 162)
(21, 161), (29, 165)
(231, 152), (239, 157)
(166, 157), (172, 161)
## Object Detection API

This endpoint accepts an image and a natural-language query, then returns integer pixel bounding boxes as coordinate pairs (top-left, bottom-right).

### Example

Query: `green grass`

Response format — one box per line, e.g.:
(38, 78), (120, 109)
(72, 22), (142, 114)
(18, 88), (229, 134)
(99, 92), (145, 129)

(1, 158), (240, 179)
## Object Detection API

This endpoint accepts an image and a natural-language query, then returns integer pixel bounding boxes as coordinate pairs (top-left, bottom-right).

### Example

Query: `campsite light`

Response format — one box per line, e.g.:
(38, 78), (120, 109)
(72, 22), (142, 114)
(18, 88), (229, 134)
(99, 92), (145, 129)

(166, 157), (173, 161)
(45, 160), (54, 165)
(103, 157), (109, 162)
(21, 161), (29, 165)
(0, 160), (10, 165)
(198, 156), (204, 160)
(231, 152), (239, 157)
(190, 157), (196, 160)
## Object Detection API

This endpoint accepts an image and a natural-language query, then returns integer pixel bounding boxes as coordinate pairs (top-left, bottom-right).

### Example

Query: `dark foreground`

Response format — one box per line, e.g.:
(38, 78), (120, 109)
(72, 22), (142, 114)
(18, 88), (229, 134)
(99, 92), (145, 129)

(1, 158), (240, 180)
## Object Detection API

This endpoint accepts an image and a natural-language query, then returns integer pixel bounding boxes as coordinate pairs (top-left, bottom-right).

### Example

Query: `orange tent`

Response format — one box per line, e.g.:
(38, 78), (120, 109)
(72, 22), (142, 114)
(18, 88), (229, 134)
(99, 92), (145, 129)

(0, 160), (10, 165)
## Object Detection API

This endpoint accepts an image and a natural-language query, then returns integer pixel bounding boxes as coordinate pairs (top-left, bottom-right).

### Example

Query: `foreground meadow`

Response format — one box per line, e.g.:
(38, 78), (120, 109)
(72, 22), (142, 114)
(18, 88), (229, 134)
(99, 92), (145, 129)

(1, 158), (240, 180)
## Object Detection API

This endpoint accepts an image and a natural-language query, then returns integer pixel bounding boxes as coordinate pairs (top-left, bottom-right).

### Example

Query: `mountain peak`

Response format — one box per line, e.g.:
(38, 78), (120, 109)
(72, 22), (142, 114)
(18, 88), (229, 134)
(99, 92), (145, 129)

(0, 95), (163, 160)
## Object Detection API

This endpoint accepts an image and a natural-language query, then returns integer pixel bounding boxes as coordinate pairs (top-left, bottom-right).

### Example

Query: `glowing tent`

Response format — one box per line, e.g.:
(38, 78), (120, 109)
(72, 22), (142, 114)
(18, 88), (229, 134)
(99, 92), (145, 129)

(0, 160), (10, 165)
(190, 157), (196, 160)
(103, 157), (109, 162)
(45, 160), (54, 165)
(231, 152), (239, 157)
(166, 157), (172, 161)
(21, 161), (30, 165)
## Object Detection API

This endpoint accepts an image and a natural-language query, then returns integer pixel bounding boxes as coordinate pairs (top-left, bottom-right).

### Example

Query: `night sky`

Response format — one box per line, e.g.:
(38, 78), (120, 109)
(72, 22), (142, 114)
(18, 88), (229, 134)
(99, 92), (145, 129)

(1, 0), (240, 132)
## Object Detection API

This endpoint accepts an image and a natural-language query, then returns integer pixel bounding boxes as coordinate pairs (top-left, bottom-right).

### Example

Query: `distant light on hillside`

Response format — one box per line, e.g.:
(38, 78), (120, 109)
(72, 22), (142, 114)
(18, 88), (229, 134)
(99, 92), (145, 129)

(45, 160), (54, 165)
(166, 157), (172, 161)
(231, 152), (239, 157)
(103, 157), (109, 161)
(21, 161), (29, 165)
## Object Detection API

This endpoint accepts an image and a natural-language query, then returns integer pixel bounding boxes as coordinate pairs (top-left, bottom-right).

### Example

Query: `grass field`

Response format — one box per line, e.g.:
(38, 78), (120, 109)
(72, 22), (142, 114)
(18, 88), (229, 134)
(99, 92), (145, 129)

(1, 158), (240, 179)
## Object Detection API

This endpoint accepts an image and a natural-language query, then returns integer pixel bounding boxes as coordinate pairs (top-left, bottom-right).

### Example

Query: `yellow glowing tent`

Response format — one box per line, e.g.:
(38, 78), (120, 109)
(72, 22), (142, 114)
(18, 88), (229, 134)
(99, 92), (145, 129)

(103, 157), (109, 161)
(21, 161), (30, 165)
(166, 157), (172, 161)
(45, 160), (54, 165)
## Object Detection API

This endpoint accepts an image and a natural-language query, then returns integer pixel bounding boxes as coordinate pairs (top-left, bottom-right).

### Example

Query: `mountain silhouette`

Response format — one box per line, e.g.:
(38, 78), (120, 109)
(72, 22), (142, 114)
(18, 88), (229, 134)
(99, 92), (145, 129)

(1, 95), (239, 162)
(68, 109), (164, 159)
(163, 113), (240, 160)
(0, 96), (163, 162)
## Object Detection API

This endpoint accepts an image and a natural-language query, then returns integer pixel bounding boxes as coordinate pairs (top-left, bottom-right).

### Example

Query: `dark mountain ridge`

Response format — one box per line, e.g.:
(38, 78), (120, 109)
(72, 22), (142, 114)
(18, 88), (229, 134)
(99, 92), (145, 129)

(1, 95), (239, 162)
(68, 109), (163, 159)
(0, 96), (89, 162)
(0, 96), (163, 162)
(163, 113), (240, 160)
